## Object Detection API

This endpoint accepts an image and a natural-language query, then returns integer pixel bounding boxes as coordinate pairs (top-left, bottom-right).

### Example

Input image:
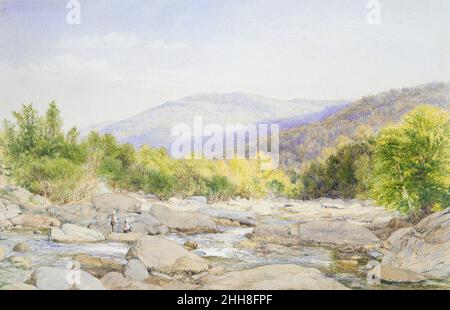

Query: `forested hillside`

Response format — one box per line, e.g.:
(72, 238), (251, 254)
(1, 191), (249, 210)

(280, 82), (450, 168)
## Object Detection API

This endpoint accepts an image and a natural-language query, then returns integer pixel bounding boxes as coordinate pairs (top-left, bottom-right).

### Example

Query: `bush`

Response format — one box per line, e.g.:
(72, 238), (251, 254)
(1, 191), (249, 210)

(204, 175), (237, 202)
(16, 157), (97, 204)
(371, 105), (450, 218)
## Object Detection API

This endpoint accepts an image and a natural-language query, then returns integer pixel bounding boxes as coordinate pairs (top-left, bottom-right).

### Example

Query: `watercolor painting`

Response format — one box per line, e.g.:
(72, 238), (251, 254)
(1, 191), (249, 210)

(0, 0), (449, 293)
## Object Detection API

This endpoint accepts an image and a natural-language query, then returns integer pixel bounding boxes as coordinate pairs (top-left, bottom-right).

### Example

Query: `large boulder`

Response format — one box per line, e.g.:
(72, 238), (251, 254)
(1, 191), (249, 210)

(296, 220), (380, 248)
(381, 208), (450, 280)
(123, 259), (149, 281)
(28, 267), (105, 290)
(126, 213), (167, 235)
(202, 264), (347, 290)
(0, 199), (22, 220)
(126, 236), (209, 275)
(72, 254), (123, 278)
(51, 224), (105, 243)
(252, 220), (380, 248)
(11, 214), (60, 229)
(198, 207), (256, 226)
(149, 205), (217, 233)
(92, 193), (142, 213)
(47, 205), (96, 226)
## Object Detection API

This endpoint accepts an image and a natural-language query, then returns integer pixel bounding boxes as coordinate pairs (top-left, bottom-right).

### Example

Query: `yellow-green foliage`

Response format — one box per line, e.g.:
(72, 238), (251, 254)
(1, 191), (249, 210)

(371, 105), (450, 217)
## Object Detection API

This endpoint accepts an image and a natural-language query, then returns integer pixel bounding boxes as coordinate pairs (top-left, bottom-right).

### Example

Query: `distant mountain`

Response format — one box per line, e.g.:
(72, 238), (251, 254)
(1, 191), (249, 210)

(280, 82), (450, 168)
(89, 92), (346, 150)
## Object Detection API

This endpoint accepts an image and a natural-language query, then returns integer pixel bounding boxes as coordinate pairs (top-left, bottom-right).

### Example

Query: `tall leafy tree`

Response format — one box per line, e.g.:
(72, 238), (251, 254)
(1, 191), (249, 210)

(371, 105), (450, 218)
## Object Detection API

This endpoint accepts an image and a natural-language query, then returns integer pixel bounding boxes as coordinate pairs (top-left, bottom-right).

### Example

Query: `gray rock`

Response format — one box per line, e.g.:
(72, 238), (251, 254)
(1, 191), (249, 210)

(198, 207), (256, 226)
(202, 264), (348, 290)
(0, 282), (38, 290)
(149, 204), (217, 233)
(124, 259), (149, 281)
(126, 236), (209, 275)
(92, 193), (142, 213)
(51, 224), (105, 243)
(46, 205), (95, 226)
(11, 214), (60, 229)
(128, 213), (166, 235)
(297, 220), (380, 247)
(381, 208), (450, 280)
(29, 266), (105, 290)
(101, 272), (160, 290)
(13, 242), (32, 253)
(186, 196), (208, 204)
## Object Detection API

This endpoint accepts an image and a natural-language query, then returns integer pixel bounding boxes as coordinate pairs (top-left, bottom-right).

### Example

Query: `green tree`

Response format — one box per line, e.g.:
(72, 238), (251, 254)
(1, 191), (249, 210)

(371, 105), (450, 218)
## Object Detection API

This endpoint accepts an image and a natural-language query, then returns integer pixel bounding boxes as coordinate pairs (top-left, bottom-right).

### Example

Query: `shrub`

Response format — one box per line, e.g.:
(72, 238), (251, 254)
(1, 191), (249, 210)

(204, 175), (237, 202)
(15, 157), (97, 204)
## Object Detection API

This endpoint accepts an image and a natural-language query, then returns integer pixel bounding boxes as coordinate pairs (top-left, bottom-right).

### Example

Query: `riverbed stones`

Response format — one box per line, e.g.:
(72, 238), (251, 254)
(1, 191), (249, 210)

(124, 259), (149, 281)
(380, 208), (450, 280)
(11, 214), (60, 229)
(13, 242), (31, 253)
(126, 236), (209, 275)
(72, 254), (123, 278)
(198, 207), (256, 226)
(201, 264), (347, 290)
(28, 266), (105, 290)
(51, 223), (105, 243)
(149, 205), (217, 233)
(92, 193), (142, 213)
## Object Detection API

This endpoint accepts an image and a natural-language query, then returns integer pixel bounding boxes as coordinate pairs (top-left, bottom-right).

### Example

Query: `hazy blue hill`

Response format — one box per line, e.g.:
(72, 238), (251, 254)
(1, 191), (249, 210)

(280, 82), (450, 168)
(91, 92), (344, 149)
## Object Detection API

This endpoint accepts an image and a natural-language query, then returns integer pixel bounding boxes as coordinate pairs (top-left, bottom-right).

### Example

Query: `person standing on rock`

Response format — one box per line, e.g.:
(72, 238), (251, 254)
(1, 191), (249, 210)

(111, 210), (118, 233)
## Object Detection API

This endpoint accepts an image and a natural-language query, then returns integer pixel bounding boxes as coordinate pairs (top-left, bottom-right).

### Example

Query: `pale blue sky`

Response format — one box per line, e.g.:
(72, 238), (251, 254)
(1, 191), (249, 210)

(0, 0), (449, 128)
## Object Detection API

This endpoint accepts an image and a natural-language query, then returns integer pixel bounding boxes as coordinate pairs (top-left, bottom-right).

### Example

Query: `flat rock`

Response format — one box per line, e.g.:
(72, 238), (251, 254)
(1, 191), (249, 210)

(381, 208), (450, 280)
(101, 272), (160, 290)
(92, 193), (142, 213)
(126, 236), (209, 275)
(72, 254), (123, 278)
(198, 207), (256, 226)
(107, 232), (145, 243)
(373, 264), (426, 283)
(51, 224), (105, 243)
(149, 204), (217, 233)
(201, 264), (347, 290)
(297, 220), (380, 247)
(11, 214), (60, 229)
(1, 282), (38, 290)
(29, 266), (105, 290)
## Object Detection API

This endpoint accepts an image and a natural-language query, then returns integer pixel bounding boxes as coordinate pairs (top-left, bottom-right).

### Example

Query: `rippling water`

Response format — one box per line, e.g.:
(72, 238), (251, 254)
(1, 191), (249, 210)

(1, 228), (448, 290)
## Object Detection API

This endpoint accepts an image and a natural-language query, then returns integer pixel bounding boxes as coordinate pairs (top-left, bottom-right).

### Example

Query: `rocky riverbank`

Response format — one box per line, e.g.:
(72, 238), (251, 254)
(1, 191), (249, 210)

(0, 178), (449, 290)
